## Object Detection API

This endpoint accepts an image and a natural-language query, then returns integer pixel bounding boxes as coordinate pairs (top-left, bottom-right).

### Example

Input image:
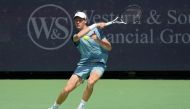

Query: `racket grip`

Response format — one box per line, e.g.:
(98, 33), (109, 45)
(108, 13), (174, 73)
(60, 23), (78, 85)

(105, 22), (113, 26)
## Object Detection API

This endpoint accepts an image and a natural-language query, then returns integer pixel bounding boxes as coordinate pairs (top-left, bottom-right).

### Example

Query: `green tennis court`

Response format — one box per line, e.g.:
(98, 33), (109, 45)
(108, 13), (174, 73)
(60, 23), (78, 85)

(0, 80), (190, 109)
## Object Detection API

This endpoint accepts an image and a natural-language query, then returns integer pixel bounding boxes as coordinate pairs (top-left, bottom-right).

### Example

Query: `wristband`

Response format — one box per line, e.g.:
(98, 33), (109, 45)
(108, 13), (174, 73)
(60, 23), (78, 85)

(89, 24), (97, 30)
(73, 34), (78, 38)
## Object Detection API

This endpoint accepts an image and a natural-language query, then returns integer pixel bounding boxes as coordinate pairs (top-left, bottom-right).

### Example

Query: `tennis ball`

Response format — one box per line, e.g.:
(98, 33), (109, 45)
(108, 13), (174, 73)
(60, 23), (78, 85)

(83, 35), (90, 40)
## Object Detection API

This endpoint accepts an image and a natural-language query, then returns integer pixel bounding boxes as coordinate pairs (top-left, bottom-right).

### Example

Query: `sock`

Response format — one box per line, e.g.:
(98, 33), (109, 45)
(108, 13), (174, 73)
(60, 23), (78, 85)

(80, 99), (86, 105)
(52, 102), (60, 109)
(77, 99), (86, 109)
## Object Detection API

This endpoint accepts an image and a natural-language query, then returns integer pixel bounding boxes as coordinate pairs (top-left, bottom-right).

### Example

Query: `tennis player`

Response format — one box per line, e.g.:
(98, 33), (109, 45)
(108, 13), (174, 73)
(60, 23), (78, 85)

(48, 11), (112, 109)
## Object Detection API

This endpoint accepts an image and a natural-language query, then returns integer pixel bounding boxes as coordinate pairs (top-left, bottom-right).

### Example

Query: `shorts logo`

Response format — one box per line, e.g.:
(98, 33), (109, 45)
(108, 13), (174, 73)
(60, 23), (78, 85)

(27, 4), (73, 50)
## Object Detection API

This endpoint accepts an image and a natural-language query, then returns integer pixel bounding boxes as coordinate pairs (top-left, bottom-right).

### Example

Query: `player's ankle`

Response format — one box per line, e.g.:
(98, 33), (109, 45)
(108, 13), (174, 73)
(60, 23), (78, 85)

(51, 102), (60, 109)
(81, 99), (86, 105)
(77, 99), (86, 109)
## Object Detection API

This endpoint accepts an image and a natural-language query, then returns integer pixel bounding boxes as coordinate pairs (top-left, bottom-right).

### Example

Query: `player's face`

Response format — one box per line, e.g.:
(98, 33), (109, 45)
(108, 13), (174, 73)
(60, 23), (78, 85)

(74, 17), (87, 30)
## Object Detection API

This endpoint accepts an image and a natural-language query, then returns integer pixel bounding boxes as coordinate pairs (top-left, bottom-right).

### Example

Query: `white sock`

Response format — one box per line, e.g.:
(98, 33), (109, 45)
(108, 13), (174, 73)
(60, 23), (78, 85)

(52, 102), (59, 109)
(80, 99), (86, 105)
(77, 99), (86, 109)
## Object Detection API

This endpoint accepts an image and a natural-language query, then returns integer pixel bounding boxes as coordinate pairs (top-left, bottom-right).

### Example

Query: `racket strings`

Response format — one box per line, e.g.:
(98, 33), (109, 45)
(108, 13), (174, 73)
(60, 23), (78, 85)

(121, 6), (142, 24)
(105, 5), (142, 26)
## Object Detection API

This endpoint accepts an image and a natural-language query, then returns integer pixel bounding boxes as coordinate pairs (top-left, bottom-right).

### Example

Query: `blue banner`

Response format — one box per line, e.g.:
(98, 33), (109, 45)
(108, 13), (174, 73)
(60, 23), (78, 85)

(0, 0), (190, 71)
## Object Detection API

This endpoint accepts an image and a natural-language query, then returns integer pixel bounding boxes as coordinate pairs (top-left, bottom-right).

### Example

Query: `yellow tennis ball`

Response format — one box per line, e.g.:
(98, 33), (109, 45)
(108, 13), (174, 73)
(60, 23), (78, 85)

(83, 35), (90, 40)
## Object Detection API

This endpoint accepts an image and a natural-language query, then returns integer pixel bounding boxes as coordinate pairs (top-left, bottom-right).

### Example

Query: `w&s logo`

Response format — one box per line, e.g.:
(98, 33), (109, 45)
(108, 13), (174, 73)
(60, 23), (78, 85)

(27, 4), (73, 50)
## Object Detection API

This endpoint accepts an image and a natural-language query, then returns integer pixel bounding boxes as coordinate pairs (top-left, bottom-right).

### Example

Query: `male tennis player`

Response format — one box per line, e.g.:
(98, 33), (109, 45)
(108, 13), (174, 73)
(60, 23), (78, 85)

(48, 11), (112, 109)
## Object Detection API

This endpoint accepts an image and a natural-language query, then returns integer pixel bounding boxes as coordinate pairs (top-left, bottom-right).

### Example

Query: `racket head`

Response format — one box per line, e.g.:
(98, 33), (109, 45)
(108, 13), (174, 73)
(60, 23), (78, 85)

(121, 5), (142, 24)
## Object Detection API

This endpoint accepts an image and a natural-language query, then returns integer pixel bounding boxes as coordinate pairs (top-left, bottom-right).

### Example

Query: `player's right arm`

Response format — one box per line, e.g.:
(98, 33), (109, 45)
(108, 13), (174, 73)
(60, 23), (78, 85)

(73, 27), (91, 42)
(73, 22), (106, 42)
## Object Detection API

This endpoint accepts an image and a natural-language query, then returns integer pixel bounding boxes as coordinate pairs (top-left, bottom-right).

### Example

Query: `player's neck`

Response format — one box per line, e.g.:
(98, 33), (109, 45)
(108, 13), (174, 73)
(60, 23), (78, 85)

(80, 25), (88, 30)
(77, 25), (88, 32)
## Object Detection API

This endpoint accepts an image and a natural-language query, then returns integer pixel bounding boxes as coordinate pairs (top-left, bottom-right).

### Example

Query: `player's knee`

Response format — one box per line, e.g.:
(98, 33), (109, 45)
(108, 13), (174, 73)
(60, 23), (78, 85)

(87, 79), (96, 88)
(63, 86), (73, 94)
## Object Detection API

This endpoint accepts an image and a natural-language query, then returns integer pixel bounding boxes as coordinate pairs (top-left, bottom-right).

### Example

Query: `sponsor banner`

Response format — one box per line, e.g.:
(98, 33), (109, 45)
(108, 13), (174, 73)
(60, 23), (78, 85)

(0, 0), (190, 71)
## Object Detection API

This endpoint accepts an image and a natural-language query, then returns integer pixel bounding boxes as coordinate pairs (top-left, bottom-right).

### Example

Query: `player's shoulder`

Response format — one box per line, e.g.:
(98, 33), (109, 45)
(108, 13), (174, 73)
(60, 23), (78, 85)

(94, 27), (101, 32)
(91, 27), (103, 34)
(95, 28), (104, 36)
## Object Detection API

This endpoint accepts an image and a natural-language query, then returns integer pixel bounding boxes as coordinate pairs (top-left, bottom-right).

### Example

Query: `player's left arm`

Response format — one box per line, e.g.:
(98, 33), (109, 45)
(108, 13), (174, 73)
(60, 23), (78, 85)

(73, 22), (106, 42)
(92, 33), (112, 51)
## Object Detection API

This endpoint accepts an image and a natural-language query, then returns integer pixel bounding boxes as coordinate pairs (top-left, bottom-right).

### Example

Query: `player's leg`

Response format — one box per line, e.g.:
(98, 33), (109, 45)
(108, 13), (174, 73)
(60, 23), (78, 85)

(83, 71), (101, 101)
(49, 74), (82, 109)
(56, 74), (82, 104)
(77, 65), (105, 109)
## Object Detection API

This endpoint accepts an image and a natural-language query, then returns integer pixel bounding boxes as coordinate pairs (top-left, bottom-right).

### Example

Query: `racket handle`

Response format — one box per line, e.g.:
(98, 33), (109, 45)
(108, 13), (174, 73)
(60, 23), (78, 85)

(105, 22), (113, 26)
(105, 17), (118, 26)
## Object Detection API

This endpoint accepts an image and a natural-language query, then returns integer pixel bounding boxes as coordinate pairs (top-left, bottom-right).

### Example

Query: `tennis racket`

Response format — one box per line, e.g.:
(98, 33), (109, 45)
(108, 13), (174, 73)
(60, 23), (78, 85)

(105, 5), (142, 26)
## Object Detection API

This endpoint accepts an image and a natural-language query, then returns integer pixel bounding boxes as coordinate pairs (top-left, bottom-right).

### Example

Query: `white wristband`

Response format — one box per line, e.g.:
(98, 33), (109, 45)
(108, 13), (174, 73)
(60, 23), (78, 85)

(89, 24), (97, 30)
(73, 34), (77, 37)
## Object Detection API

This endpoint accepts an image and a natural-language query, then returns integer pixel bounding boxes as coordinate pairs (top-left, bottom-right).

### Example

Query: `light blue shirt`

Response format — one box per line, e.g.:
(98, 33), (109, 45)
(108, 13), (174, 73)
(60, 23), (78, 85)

(73, 28), (108, 66)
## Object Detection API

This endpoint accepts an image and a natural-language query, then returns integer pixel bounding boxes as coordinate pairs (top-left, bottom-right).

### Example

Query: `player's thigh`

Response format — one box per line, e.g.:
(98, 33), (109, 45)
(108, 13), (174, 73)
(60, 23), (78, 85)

(74, 66), (91, 81)
(88, 66), (105, 84)
(64, 74), (82, 91)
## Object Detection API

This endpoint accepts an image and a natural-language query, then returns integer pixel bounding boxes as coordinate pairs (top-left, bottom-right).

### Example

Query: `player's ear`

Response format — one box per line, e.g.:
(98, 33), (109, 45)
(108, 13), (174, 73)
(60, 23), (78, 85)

(84, 20), (87, 24)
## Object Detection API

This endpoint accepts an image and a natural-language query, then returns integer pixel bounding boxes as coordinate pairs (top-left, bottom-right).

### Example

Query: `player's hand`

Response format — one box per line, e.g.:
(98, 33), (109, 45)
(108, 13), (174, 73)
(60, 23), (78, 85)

(96, 22), (106, 29)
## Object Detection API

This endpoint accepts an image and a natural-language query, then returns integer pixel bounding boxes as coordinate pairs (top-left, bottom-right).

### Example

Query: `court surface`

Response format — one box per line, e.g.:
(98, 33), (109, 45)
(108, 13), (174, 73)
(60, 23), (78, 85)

(0, 80), (190, 109)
